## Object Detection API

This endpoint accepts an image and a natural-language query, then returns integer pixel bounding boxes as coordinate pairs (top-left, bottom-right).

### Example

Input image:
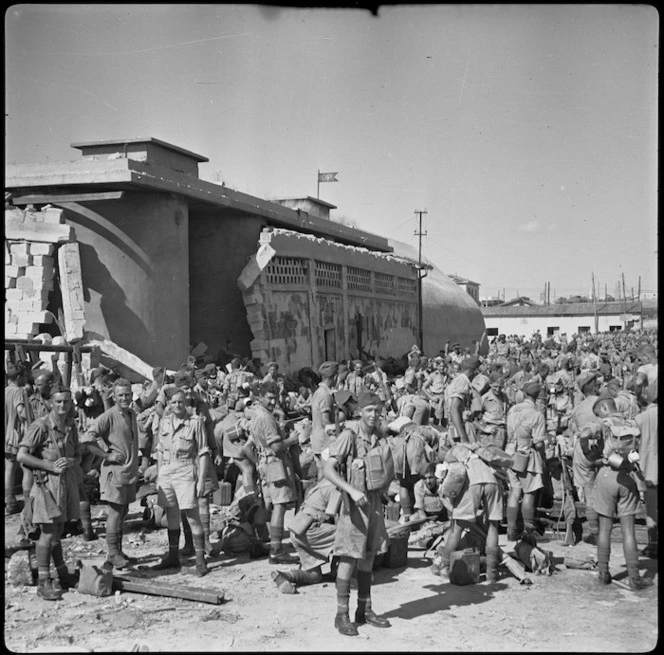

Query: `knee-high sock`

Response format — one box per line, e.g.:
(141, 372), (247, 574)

(79, 501), (92, 531)
(585, 505), (599, 535)
(335, 577), (351, 616)
(356, 570), (373, 614)
(286, 568), (322, 586)
(270, 526), (284, 554)
(181, 512), (193, 546)
(506, 506), (519, 531)
(35, 542), (51, 580)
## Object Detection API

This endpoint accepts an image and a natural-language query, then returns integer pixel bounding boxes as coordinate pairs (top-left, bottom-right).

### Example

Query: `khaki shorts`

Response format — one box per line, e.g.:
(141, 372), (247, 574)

(451, 482), (503, 522)
(507, 468), (544, 495)
(100, 467), (137, 506)
(157, 460), (198, 510)
(589, 466), (640, 519)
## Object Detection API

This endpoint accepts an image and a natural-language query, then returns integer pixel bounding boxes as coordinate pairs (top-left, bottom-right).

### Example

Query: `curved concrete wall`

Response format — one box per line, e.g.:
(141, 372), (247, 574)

(388, 239), (486, 354)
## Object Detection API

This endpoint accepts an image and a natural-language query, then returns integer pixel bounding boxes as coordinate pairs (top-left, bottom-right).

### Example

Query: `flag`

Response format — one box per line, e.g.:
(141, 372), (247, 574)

(318, 171), (339, 183)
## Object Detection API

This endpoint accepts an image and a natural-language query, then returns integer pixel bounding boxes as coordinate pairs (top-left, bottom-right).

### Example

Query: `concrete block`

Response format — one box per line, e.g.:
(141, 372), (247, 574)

(10, 243), (30, 256)
(31, 255), (54, 268)
(11, 254), (31, 267)
(250, 339), (269, 351)
(16, 277), (34, 291)
(58, 242), (86, 341)
(42, 207), (64, 224)
(5, 218), (73, 243)
(5, 322), (18, 335)
(16, 323), (41, 335)
(24, 266), (54, 281)
(18, 310), (52, 324)
(29, 243), (55, 256)
(6, 289), (23, 302)
(5, 264), (21, 277)
(5, 276), (17, 289)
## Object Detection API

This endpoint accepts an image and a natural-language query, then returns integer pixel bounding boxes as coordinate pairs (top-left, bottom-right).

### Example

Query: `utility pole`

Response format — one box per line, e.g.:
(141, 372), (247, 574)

(591, 272), (598, 334)
(637, 275), (641, 301)
(414, 209), (428, 351)
(622, 273), (627, 329)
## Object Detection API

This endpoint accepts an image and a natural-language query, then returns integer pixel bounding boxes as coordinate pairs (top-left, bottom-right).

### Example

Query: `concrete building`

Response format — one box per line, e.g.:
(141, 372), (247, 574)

(447, 274), (481, 305)
(482, 300), (657, 338)
(5, 137), (485, 375)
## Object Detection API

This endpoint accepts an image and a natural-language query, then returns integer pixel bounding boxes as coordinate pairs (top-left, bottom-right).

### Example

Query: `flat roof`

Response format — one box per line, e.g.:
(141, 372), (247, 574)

(70, 137), (209, 163)
(275, 196), (337, 209)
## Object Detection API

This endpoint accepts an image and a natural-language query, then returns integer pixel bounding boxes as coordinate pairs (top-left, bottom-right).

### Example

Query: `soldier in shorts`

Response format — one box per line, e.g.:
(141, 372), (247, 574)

(81, 378), (139, 569)
(152, 389), (211, 576)
(17, 386), (81, 600)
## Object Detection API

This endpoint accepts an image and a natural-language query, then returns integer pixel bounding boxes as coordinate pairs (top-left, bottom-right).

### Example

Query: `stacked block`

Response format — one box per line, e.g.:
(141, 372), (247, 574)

(5, 205), (64, 340)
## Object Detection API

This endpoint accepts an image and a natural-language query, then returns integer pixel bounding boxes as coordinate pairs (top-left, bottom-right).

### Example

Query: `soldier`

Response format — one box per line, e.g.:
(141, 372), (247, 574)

(324, 391), (394, 637)
(635, 381), (657, 559)
(17, 386), (80, 600)
(310, 362), (338, 481)
(5, 362), (29, 515)
(445, 356), (481, 445)
(251, 381), (300, 564)
(505, 381), (548, 540)
(81, 378), (140, 569)
(151, 389), (210, 576)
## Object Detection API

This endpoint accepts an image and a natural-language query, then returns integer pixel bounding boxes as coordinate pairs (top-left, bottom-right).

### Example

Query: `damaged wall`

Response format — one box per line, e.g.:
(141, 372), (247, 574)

(240, 229), (419, 373)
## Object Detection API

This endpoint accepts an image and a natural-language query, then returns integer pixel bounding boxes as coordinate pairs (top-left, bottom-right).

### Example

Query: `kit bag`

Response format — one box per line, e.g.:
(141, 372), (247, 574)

(77, 562), (114, 597)
(440, 461), (468, 500)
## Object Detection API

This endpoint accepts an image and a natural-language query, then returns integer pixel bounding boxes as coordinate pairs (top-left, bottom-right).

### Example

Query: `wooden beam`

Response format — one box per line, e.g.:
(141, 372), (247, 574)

(11, 191), (125, 205)
(112, 573), (225, 604)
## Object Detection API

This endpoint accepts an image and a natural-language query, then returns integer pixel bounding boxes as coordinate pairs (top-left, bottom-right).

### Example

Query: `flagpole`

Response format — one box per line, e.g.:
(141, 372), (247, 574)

(317, 170), (320, 199)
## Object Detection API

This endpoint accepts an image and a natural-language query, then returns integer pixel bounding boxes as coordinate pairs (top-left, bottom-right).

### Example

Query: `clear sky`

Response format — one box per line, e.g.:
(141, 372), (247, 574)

(5, 4), (658, 301)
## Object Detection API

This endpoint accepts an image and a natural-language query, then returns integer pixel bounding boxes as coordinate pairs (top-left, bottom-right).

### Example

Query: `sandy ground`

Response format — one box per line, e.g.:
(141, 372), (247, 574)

(4, 501), (658, 653)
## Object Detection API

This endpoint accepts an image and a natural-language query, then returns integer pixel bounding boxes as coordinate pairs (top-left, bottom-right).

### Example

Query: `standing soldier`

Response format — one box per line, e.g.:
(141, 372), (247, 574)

(81, 378), (139, 569)
(5, 363), (29, 515)
(251, 381), (300, 564)
(635, 381), (657, 558)
(310, 362), (338, 481)
(17, 386), (81, 600)
(324, 391), (394, 637)
(504, 381), (548, 540)
(344, 360), (366, 397)
(445, 357), (481, 445)
(151, 389), (211, 576)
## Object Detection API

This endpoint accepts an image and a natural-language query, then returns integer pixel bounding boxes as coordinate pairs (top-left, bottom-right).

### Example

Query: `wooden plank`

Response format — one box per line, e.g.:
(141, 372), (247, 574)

(112, 574), (225, 604)
(12, 191), (125, 204)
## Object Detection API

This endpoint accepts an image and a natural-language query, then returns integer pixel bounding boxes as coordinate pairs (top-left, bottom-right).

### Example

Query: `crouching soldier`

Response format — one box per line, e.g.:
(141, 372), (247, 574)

(17, 386), (81, 600)
(271, 476), (340, 594)
(324, 391), (394, 637)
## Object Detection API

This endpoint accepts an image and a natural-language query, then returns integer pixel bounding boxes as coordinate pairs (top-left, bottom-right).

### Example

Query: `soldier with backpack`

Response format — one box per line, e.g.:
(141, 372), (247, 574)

(588, 393), (652, 590)
(323, 391), (394, 636)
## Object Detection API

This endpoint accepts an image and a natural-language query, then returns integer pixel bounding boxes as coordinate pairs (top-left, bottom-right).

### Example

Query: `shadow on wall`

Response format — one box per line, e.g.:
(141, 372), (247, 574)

(78, 242), (151, 356)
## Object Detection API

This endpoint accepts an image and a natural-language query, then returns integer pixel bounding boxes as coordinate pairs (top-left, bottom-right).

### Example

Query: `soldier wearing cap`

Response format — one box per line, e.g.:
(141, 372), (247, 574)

(588, 395), (652, 590)
(569, 370), (602, 544)
(504, 380), (548, 540)
(444, 356), (480, 445)
(311, 362), (339, 481)
(324, 391), (393, 636)
(422, 356), (448, 427)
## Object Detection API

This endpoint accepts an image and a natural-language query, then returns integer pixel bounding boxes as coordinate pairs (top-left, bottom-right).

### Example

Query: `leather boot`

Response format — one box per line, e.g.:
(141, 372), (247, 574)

(355, 607), (391, 628)
(271, 570), (296, 594)
(56, 565), (77, 591)
(334, 613), (359, 637)
(37, 578), (62, 601)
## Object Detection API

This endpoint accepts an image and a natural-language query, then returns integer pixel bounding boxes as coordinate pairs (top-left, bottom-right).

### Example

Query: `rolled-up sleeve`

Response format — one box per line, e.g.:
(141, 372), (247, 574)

(328, 428), (354, 463)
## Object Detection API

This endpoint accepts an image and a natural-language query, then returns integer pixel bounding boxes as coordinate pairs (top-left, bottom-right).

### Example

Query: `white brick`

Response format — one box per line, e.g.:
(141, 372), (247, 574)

(29, 243), (55, 256)
(4, 322), (18, 335)
(18, 310), (52, 324)
(5, 276), (16, 289)
(11, 254), (31, 267)
(5, 264), (21, 277)
(42, 208), (64, 224)
(24, 265), (54, 281)
(16, 276), (34, 291)
(16, 323), (40, 335)
(30, 255), (54, 268)
(6, 288), (23, 301)
(10, 243), (29, 256)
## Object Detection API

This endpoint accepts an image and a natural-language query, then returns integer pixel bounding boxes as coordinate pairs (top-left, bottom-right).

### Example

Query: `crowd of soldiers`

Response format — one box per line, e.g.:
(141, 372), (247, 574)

(4, 326), (658, 635)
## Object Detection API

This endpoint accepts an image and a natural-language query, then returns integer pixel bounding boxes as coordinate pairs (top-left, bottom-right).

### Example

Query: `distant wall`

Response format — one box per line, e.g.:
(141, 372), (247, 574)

(483, 313), (643, 338)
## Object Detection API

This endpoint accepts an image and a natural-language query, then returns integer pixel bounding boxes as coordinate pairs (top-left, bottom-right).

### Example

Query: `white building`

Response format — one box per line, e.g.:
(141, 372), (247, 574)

(482, 300), (657, 338)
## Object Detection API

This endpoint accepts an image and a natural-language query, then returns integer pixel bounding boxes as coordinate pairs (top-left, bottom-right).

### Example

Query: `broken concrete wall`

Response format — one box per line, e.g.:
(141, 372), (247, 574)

(240, 228), (419, 374)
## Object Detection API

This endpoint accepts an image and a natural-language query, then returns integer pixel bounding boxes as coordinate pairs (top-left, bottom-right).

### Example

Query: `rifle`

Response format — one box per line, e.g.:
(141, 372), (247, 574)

(557, 442), (578, 546)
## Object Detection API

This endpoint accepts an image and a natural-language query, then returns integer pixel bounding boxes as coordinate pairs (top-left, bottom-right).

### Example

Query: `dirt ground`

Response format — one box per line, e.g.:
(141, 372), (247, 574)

(4, 500), (658, 653)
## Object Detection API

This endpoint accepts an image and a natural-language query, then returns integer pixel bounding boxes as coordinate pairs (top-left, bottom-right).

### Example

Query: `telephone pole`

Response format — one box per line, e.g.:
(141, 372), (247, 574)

(414, 209), (428, 351)
(591, 272), (598, 333)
